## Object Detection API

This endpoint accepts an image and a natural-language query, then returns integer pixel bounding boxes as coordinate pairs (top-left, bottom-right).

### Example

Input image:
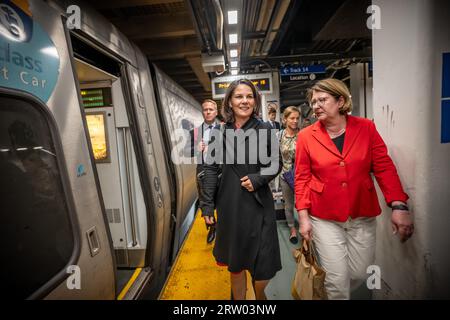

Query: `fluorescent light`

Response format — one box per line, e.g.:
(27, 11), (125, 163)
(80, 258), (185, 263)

(229, 33), (238, 44)
(230, 49), (238, 58)
(231, 69), (239, 75)
(228, 10), (238, 24)
(230, 61), (238, 68)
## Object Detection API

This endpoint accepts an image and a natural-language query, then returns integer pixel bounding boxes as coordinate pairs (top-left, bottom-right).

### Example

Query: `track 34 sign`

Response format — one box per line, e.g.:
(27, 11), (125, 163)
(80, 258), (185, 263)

(280, 65), (326, 82)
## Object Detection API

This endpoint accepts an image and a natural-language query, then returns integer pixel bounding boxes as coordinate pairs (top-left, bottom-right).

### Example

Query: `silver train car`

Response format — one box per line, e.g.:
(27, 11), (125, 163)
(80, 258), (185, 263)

(0, 0), (202, 299)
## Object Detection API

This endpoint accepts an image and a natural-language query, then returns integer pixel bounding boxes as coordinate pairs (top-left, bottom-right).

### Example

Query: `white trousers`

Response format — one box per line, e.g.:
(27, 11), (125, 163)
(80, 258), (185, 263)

(310, 215), (376, 300)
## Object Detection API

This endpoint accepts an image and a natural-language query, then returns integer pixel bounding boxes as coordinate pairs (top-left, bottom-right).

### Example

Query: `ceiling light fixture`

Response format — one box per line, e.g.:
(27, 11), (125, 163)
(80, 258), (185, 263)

(229, 34), (238, 44)
(230, 49), (238, 58)
(230, 61), (238, 68)
(231, 69), (239, 75)
(228, 10), (238, 24)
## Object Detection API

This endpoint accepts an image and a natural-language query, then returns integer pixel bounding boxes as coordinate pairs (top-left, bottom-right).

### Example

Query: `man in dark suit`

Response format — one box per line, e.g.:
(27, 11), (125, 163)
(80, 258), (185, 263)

(266, 104), (281, 130)
(191, 99), (218, 244)
(265, 104), (281, 193)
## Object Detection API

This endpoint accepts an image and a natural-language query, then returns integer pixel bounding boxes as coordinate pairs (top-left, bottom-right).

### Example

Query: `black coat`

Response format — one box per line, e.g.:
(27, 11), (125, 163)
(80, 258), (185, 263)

(200, 117), (282, 280)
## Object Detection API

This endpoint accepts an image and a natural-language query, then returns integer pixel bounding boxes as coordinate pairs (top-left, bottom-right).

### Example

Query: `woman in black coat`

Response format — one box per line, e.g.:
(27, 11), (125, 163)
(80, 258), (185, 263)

(200, 79), (282, 300)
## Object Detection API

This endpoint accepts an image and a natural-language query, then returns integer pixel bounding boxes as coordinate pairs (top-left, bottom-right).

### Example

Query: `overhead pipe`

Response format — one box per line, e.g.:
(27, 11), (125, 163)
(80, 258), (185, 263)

(186, 0), (212, 54)
(203, 3), (218, 51)
(241, 58), (273, 72)
(260, 0), (284, 55)
(268, 0), (301, 55)
(244, 49), (372, 64)
(243, 0), (261, 58)
(212, 0), (224, 50)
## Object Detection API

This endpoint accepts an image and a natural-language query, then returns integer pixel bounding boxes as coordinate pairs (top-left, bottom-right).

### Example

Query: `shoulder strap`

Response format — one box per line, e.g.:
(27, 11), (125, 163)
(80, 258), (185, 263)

(193, 127), (199, 143)
(278, 129), (284, 142)
(213, 123), (225, 135)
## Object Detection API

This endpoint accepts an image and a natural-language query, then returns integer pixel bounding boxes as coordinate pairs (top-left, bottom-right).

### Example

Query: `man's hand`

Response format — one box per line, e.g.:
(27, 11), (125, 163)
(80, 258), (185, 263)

(197, 139), (206, 152)
(204, 216), (215, 225)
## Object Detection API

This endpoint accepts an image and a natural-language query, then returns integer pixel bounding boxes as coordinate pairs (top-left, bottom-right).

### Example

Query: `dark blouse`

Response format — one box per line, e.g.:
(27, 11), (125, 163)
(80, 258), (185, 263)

(332, 132), (345, 154)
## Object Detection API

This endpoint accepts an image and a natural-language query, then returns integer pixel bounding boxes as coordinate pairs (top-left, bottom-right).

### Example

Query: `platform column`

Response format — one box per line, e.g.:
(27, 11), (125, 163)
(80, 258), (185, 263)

(372, 0), (450, 299)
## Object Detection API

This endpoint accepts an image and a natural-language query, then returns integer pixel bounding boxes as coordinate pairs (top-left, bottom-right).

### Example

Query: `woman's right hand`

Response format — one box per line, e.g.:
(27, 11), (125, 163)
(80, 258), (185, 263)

(298, 209), (313, 241)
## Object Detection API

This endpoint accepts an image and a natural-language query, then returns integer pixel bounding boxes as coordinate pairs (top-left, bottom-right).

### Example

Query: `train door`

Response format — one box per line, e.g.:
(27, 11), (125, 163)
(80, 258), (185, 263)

(72, 50), (152, 296)
(81, 79), (147, 267)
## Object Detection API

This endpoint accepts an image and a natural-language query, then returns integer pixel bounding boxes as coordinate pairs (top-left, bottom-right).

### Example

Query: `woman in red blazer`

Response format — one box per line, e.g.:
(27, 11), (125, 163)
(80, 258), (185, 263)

(294, 79), (414, 299)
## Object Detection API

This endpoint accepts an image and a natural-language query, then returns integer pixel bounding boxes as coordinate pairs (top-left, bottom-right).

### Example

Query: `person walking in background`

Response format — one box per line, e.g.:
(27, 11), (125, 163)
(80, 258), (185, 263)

(200, 79), (282, 300)
(301, 118), (312, 129)
(278, 106), (301, 244)
(266, 104), (281, 130)
(294, 78), (414, 299)
(266, 103), (281, 193)
(190, 99), (219, 244)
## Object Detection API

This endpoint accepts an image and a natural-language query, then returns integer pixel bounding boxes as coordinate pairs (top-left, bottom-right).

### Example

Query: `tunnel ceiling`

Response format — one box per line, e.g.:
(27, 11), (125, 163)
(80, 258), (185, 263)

(92, 0), (372, 107)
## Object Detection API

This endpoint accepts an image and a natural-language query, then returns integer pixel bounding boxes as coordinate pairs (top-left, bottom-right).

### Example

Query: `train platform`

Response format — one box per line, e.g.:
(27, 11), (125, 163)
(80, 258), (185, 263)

(2, 0), (449, 300)
(158, 208), (300, 300)
(159, 207), (373, 300)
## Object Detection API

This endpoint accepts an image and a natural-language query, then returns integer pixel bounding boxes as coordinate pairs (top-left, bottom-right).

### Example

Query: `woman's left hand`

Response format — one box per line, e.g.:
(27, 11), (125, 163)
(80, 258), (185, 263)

(240, 176), (254, 192)
(391, 210), (414, 243)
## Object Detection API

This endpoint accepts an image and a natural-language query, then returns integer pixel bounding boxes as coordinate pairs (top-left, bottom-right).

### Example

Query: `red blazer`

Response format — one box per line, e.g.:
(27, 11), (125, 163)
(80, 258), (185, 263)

(294, 115), (408, 222)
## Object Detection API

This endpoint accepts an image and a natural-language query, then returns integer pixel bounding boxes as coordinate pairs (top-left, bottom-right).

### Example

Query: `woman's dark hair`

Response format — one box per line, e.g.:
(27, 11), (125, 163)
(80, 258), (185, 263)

(221, 78), (261, 123)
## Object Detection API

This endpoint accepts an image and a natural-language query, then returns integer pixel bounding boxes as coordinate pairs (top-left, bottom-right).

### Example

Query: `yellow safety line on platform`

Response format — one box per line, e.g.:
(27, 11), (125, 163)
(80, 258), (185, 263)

(245, 271), (256, 300)
(117, 268), (142, 300)
(159, 209), (231, 300)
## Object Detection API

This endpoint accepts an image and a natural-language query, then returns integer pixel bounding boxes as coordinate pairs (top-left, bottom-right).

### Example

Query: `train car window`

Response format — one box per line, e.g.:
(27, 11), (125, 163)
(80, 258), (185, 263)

(0, 95), (75, 299)
(85, 112), (111, 162)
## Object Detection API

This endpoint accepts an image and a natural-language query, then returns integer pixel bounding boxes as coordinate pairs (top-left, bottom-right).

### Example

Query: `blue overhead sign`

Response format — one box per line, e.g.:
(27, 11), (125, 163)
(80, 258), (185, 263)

(280, 64), (326, 82)
(280, 64), (326, 76)
(0, 0), (60, 102)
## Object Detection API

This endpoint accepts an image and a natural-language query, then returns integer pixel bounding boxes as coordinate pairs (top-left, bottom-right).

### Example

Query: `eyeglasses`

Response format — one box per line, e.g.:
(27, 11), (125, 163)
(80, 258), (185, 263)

(310, 97), (329, 108)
